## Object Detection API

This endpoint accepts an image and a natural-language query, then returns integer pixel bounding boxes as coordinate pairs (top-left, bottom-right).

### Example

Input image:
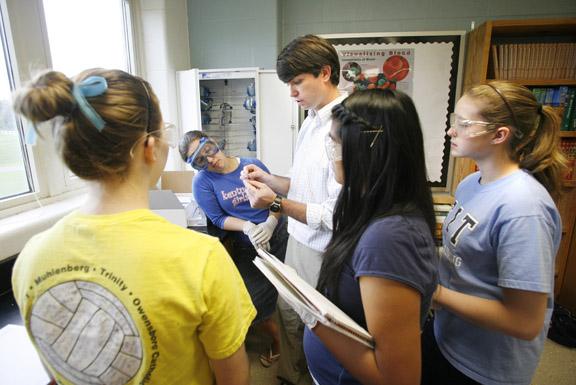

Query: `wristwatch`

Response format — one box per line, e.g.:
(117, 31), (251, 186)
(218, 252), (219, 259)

(269, 195), (282, 213)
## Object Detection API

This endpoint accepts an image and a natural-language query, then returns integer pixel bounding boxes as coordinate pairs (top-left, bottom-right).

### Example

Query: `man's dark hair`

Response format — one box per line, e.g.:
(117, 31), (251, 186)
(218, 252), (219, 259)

(277, 34), (340, 86)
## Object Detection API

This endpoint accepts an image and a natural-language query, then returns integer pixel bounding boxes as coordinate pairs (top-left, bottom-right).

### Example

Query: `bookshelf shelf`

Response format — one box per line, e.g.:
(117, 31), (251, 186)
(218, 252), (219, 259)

(486, 79), (576, 87)
(490, 18), (576, 36)
(462, 18), (576, 313)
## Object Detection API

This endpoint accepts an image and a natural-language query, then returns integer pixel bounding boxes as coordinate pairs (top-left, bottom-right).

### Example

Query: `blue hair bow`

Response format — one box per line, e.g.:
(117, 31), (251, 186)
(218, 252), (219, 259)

(26, 75), (108, 145)
(72, 76), (108, 131)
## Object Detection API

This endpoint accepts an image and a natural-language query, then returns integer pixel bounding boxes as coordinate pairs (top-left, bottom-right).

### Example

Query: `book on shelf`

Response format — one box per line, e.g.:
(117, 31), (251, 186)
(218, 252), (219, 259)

(252, 247), (375, 349)
(569, 44), (576, 79)
(491, 43), (576, 80)
(519, 44), (528, 80)
(544, 87), (557, 105)
(502, 44), (509, 79)
(552, 86), (569, 120)
(532, 87), (546, 104)
(491, 45), (500, 79)
(547, 43), (556, 79)
(528, 44), (536, 79)
(508, 44), (518, 79)
(531, 86), (576, 131)
(554, 43), (569, 79)
(434, 204), (451, 240)
(560, 139), (576, 180)
(498, 45), (504, 79)
(562, 89), (576, 131)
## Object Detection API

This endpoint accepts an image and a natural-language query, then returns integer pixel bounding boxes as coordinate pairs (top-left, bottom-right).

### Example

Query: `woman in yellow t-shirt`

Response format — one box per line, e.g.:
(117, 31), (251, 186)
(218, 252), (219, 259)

(11, 68), (256, 385)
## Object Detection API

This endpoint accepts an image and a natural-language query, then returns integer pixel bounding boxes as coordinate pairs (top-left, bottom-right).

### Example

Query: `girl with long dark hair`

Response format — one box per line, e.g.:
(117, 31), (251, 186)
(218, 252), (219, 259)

(301, 88), (439, 384)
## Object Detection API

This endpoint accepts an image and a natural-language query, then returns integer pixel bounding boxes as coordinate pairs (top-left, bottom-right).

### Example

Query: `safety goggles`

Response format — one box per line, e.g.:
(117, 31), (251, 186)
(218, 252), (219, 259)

(324, 132), (342, 162)
(449, 113), (499, 138)
(130, 122), (178, 158)
(187, 137), (219, 170)
(159, 123), (178, 148)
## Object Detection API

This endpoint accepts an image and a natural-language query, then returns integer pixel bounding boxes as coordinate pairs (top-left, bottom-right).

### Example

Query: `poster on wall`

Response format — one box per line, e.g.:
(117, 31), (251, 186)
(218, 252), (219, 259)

(339, 48), (415, 95)
(321, 32), (465, 191)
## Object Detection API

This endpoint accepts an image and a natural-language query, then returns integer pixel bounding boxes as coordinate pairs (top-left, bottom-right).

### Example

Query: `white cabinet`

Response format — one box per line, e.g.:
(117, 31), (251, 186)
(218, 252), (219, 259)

(177, 67), (298, 176)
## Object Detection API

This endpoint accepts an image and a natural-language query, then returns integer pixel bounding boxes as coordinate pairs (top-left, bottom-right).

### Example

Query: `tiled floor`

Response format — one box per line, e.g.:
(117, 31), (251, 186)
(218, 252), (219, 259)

(1, 290), (574, 385)
(246, 324), (313, 385)
(0, 291), (23, 329)
(532, 337), (576, 385)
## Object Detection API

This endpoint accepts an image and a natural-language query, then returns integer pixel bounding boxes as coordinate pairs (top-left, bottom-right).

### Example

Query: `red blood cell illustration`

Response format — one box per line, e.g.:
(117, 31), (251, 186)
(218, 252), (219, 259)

(383, 55), (410, 82)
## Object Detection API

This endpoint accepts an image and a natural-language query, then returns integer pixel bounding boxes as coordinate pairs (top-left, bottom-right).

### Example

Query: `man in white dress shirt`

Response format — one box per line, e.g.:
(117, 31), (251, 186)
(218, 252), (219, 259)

(242, 34), (346, 385)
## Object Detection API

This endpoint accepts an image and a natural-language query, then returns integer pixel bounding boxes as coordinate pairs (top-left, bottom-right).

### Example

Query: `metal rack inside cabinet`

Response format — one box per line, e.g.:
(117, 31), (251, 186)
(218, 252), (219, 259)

(198, 69), (259, 159)
(461, 18), (576, 312)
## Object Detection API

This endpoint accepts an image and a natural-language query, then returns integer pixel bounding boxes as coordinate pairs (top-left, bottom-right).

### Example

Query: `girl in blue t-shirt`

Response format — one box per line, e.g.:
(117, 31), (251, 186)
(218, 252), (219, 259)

(298, 88), (439, 384)
(421, 81), (565, 385)
(179, 130), (288, 368)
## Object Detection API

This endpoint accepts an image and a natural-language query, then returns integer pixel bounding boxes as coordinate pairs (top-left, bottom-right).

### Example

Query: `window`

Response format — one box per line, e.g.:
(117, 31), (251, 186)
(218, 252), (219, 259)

(0, 0), (137, 211)
(43, 0), (133, 77)
(0, 3), (32, 201)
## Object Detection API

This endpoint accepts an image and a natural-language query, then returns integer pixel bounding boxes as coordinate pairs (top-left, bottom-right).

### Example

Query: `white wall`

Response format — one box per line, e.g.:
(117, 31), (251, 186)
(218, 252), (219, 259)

(140, 0), (191, 171)
(186, 0), (576, 68)
(186, 0), (281, 69)
(280, 0), (576, 47)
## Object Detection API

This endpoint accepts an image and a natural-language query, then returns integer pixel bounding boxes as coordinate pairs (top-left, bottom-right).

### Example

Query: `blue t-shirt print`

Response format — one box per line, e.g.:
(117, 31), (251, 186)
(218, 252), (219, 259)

(193, 157), (271, 230)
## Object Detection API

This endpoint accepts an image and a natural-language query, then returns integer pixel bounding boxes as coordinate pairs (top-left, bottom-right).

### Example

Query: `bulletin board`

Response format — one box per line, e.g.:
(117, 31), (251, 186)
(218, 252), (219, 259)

(321, 31), (466, 191)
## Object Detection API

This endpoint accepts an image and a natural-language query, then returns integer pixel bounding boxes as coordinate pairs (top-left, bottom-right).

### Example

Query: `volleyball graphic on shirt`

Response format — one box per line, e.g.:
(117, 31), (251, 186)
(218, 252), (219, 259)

(29, 281), (143, 385)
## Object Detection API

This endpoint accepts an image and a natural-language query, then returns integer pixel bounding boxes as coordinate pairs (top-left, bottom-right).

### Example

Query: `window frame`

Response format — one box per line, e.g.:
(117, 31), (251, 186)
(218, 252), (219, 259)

(0, 0), (140, 218)
(0, 0), (34, 201)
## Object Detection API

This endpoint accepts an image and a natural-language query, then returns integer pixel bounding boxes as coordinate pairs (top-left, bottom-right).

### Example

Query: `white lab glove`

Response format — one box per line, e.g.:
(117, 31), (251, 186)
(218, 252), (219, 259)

(254, 216), (278, 244)
(243, 218), (276, 249)
(243, 221), (258, 240)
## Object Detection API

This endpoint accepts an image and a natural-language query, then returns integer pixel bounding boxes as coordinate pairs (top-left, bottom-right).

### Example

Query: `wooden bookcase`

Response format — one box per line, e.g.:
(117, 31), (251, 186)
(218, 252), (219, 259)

(461, 18), (576, 312)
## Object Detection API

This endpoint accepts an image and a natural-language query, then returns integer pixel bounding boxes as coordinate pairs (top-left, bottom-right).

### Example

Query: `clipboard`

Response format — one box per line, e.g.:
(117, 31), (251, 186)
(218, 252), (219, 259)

(253, 248), (375, 349)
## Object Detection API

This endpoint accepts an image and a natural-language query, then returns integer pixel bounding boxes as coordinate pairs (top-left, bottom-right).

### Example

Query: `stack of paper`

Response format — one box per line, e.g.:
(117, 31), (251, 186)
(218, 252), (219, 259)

(253, 248), (375, 349)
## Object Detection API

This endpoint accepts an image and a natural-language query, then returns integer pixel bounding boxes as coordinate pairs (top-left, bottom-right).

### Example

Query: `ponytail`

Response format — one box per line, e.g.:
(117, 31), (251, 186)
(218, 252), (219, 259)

(518, 105), (567, 196)
(466, 81), (568, 196)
